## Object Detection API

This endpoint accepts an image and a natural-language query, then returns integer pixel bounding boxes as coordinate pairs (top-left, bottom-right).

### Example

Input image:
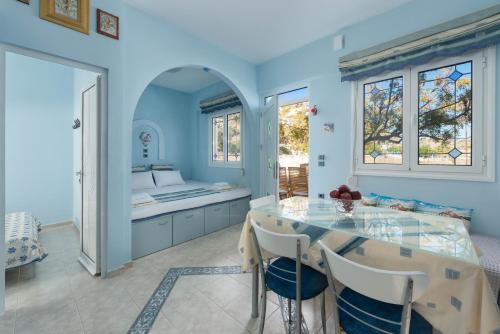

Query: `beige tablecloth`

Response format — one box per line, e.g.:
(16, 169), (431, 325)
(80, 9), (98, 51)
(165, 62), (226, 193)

(238, 210), (500, 334)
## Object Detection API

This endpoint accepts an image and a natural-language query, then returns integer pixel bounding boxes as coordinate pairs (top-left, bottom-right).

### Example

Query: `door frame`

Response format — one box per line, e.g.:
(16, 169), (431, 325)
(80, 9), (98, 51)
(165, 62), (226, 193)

(0, 43), (109, 314)
(259, 82), (310, 197)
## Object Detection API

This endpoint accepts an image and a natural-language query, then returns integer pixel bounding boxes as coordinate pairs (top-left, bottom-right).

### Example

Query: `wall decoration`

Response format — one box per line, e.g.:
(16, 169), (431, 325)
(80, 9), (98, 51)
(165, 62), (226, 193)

(96, 9), (119, 40)
(40, 0), (89, 34)
(133, 120), (165, 164)
(17, 0), (30, 5)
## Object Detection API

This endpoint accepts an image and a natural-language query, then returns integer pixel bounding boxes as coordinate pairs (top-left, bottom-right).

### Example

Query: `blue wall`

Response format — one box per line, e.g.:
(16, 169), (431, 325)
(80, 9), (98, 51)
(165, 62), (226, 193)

(133, 85), (193, 179)
(257, 0), (500, 237)
(0, 0), (260, 272)
(190, 81), (252, 187)
(6, 53), (74, 225)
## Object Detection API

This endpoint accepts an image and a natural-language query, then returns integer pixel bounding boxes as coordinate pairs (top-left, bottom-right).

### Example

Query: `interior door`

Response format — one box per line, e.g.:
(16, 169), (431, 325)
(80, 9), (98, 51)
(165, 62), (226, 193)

(261, 96), (278, 196)
(80, 77), (100, 275)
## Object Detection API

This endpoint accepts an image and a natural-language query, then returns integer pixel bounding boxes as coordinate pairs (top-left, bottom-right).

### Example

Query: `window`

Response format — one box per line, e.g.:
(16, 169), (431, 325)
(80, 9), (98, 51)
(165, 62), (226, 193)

(209, 106), (242, 166)
(353, 48), (495, 181)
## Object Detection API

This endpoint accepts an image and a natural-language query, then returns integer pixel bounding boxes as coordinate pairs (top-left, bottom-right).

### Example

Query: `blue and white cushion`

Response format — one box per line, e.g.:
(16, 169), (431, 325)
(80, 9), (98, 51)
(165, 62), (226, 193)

(376, 194), (416, 212)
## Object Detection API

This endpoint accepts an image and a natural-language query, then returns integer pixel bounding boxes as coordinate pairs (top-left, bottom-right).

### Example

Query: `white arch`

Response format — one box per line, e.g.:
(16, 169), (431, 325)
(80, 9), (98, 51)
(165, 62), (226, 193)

(133, 119), (165, 160)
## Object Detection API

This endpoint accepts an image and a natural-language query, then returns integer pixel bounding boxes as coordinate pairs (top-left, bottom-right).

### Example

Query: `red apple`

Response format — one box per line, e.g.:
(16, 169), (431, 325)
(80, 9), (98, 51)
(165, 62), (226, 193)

(340, 192), (352, 200)
(330, 190), (340, 199)
(351, 191), (362, 200)
(338, 184), (351, 194)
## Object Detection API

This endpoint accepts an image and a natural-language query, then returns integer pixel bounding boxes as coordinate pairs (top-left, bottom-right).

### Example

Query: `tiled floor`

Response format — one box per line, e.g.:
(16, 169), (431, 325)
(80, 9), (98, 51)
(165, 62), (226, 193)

(1, 223), (335, 334)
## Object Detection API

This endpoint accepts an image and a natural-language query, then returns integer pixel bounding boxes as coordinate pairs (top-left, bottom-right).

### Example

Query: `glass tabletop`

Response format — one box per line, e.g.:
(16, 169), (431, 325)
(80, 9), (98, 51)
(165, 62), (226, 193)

(252, 197), (479, 265)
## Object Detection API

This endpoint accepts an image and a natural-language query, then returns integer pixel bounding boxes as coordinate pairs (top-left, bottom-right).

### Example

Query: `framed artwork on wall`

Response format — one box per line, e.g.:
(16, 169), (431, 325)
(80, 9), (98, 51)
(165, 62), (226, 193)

(40, 0), (89, 34)
(96, 9), (119, 40)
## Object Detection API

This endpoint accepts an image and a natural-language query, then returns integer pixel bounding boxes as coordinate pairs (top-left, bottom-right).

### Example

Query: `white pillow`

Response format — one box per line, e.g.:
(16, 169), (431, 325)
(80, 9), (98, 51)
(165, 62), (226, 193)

(153, 170), (185, 187)
(132, 171), (156, 191)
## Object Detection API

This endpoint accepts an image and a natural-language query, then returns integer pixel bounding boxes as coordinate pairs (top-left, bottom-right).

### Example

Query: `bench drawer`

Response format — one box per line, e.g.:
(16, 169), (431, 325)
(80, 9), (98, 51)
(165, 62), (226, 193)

(173, 208), (204, 245)
(132, 215), (172, 259)
(229, 197), (250, 225)
(205, 202), (230, 234)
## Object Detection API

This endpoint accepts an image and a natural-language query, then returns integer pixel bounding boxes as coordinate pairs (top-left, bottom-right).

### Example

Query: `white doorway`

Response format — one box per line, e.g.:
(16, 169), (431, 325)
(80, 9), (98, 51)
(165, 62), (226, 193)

(260, 87), (309, 198)
(0, 44), (108, 314)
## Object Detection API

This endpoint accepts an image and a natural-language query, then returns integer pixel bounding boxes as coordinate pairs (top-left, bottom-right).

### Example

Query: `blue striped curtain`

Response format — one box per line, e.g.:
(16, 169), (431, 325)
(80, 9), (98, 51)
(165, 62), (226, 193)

(339, 5), (500, 82)
(200, 91), (242, 114)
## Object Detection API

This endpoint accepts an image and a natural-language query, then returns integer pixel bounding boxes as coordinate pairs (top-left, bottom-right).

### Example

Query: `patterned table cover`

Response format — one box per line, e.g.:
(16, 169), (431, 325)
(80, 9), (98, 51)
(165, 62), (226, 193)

(5, 212), (47, 269)
(238, 197), (500, 334)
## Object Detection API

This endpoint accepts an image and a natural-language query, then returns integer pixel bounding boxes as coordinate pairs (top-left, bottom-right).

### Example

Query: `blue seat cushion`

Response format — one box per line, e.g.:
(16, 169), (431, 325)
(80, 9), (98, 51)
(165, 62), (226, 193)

(265, 257), (328, 300)
(338, 287), (433, 334)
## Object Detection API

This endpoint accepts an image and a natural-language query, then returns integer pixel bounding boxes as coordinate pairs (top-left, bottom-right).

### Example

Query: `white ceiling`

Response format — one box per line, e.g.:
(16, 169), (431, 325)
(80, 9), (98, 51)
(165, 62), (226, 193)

(150, 67), (222, 93)
(125, 0), (412, 64)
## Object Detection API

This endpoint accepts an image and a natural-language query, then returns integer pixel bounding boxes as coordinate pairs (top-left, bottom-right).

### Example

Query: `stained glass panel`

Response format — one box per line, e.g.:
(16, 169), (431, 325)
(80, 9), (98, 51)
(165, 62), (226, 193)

(212, 116), (224, 161)
(227, 112), (241, 162)
(418, 61), (472, 165)
(363, 77), (404, 164)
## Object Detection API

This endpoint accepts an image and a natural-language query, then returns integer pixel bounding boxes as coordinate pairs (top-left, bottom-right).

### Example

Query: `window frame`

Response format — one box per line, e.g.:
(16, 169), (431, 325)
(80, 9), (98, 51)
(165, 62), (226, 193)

(352, 47), (495, 182)
(208, 105), (243, 168)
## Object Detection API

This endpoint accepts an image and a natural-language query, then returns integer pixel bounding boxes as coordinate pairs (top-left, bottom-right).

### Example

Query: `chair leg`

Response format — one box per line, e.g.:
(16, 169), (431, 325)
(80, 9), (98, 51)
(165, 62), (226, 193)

(287, 298), (292, 326)
(258, 288), (267, 334)
(321, 291), (327, 334)
(296, 299), (302, 334)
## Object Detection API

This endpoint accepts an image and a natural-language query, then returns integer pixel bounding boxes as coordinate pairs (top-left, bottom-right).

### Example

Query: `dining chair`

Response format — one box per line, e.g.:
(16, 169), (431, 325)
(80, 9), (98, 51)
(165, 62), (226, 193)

(318, 241), (433, 334)
(250, 221), (328, 334)
(279, 167), (290, 199)
(250, 195), (276, 210)
(288, 166), (308, 197)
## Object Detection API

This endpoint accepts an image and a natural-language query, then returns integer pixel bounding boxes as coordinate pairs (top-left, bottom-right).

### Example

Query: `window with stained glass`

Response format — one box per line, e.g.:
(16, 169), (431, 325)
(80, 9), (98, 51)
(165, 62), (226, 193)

(353, 48), (494, 181)
(418, 62), (472, 166)
(363, 77), (404, 164)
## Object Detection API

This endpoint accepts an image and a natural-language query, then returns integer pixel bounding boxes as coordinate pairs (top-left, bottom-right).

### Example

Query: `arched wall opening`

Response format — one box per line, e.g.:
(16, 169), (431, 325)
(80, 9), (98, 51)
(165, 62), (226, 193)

(129, 65), (258, 206)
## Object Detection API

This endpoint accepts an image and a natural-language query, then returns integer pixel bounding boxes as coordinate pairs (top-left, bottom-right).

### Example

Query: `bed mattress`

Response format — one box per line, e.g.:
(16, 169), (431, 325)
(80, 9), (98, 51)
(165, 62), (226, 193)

(132, 181), (251, 221)
(5, 212), (48, 270)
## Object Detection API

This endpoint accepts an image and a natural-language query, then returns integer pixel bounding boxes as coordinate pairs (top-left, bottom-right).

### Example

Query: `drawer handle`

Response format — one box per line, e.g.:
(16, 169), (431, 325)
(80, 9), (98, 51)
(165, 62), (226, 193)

(185, 214), (194, 219)
(158, 221), (169, 226)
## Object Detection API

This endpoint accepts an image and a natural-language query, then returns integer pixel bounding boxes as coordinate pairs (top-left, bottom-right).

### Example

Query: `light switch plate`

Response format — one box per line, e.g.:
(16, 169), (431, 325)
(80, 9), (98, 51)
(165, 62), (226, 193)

(333, 35), (344, 51)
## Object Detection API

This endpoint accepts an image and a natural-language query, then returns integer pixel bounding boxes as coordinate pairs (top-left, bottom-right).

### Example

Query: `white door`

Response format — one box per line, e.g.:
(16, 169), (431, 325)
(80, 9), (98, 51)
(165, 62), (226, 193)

(80, 77), (100, 274)
(261, 96), (278, 196)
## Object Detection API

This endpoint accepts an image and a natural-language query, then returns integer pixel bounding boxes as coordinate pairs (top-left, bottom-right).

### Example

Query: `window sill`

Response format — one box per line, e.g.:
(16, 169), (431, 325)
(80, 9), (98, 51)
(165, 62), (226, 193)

(353, 169), (495, 183)
(208, 162), (242, 169)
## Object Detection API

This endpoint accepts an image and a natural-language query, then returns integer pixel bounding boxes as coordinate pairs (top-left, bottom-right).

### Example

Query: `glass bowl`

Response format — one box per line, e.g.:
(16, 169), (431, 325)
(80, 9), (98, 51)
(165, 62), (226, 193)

(332, 199), (361, 216)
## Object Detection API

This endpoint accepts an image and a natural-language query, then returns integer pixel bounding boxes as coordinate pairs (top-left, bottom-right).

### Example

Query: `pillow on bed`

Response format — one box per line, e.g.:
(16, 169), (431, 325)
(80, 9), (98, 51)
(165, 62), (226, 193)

(132, 171), (156, 191)
(151, 164), (174, 171)
(153, 170), (185, 187)
(132, 165), (147, 173)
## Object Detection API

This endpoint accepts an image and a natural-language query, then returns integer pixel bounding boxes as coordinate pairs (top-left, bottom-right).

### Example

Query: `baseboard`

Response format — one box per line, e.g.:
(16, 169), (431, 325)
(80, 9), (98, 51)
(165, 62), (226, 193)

(42, 220), (74, 230)
(107, 261), (134, 278)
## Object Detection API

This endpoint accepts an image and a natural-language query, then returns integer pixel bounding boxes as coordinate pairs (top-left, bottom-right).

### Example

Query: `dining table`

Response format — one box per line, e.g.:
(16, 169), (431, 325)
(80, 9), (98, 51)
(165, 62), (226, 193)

(238, 196), (500, 334)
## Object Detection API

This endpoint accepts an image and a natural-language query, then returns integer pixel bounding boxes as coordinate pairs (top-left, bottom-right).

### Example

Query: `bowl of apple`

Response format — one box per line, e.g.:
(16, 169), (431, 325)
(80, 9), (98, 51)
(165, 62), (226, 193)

(329, 185), (362, 216)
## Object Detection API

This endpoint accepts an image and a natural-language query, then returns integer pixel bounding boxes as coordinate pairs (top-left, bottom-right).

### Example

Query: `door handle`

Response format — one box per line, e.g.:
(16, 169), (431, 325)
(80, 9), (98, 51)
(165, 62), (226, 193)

(75, 170), (82, 184)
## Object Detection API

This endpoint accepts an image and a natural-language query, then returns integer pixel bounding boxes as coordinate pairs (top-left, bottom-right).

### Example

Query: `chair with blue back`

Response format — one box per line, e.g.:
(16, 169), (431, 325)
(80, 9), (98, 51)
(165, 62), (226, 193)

(250, 220), (328, 334)
(319, 241), (433, 334)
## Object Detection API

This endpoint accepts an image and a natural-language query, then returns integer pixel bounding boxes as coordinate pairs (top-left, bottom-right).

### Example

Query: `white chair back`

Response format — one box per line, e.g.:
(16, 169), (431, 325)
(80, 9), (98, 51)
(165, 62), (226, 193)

(250, 195), (276, 209)
(318, 241), (428, 305)
(251, 221), (309, 260)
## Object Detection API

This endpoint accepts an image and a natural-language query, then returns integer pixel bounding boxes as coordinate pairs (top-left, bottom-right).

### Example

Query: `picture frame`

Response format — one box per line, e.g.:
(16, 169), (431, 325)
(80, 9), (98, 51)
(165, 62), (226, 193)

(96, 9), (119, 40)
(40, 0), (89, 35)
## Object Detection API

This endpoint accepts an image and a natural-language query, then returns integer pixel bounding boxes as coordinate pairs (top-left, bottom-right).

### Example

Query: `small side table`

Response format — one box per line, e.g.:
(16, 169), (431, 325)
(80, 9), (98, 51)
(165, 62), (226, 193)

(471, 233), (500, 306)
